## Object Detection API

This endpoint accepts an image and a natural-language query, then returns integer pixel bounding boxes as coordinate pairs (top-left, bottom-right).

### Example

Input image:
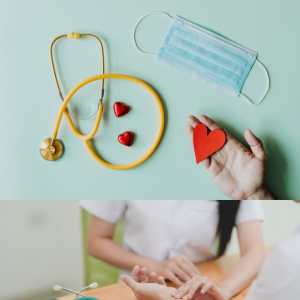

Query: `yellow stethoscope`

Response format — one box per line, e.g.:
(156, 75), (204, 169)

(40, 32), (164, 170)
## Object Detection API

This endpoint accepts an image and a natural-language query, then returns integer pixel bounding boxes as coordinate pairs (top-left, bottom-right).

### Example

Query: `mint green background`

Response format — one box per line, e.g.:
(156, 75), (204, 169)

(1, 0), (299, 200)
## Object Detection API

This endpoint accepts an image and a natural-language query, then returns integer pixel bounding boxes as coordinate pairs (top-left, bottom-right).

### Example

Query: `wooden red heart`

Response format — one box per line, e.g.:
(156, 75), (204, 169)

(118, 131), (133, 147)
(193, 124), (226, 164)
(113, 102), (130, 117)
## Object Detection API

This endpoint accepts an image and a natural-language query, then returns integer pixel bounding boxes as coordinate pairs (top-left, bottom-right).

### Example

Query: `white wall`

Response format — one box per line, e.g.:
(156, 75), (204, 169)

(0, 200), (299, 300)
(227, 200), (300, 255)
(0, 201), (84, 300)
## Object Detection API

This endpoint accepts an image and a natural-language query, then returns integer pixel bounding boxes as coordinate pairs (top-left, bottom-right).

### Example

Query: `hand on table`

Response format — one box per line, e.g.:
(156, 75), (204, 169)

(185, 115), (275, 200)
(120, 265), (176, 300)
(150, 255), (200, 286)
(172, 275), (231, 300)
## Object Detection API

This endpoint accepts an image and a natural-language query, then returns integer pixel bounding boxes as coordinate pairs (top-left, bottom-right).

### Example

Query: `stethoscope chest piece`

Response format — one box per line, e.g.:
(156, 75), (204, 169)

(40, 138), (64, 161)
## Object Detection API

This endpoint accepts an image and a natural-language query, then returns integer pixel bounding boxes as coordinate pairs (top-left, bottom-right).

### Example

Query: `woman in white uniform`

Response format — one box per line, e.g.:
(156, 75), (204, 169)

(81, 200), (265, 293)
(120, 201), (300, 300)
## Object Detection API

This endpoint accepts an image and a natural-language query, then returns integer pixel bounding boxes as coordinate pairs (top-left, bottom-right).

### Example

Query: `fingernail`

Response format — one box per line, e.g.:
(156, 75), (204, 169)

(187, 294), (192, 298)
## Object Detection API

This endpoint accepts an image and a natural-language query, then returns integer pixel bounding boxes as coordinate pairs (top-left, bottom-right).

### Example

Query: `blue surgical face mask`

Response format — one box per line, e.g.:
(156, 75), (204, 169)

(133, 12), (269, 106)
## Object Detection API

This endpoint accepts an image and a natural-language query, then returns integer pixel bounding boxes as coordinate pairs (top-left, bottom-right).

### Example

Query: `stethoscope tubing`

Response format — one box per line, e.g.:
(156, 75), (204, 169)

(52, 73), (164, 170)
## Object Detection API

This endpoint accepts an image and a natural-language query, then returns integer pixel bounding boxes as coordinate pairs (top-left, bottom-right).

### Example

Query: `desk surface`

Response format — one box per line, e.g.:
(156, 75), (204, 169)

(1, 0), (300, 199)
(58, 248), (272, 300)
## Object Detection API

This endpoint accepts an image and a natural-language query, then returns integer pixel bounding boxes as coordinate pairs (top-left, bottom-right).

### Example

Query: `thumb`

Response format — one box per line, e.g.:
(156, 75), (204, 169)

(244, 129), (267, 161)
(120, 275), (140, 290)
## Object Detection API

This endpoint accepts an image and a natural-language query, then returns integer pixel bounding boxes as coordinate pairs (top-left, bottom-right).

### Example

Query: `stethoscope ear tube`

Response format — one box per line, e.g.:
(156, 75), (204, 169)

(50, 33), (105, 120)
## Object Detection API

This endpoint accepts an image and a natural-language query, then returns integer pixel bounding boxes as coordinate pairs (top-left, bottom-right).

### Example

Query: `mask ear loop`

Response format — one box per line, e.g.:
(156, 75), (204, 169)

(133, 12), (173, 56)
(239, 59), (270, 106)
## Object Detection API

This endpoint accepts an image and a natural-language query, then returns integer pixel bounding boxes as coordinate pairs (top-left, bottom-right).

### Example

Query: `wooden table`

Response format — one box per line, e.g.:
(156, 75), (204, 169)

(59, 247), (272, 300)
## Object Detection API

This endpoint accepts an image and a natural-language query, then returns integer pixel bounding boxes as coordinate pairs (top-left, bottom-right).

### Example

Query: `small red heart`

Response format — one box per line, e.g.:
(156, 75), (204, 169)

(113, 102), (130, 117)
(193, 124), (226, 164)
(118, 131), (134, 147)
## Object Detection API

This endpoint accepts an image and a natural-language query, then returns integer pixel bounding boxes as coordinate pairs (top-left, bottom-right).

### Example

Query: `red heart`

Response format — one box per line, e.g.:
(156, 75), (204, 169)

(113, 102), (130, 117)
(193, 124), (226, 164)
(118, 131), (134, 147)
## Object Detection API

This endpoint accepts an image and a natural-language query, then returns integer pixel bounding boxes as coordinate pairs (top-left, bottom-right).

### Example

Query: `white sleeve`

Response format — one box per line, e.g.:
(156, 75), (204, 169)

(245, 245), (300, 300)
(235, 200), (265, 225)
(79, 200), (126, 224)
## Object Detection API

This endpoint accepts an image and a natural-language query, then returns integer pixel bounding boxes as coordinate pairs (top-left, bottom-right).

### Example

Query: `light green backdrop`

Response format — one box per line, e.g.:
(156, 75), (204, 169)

(81, 210), (124, 287)
(1, 0), (299, 199)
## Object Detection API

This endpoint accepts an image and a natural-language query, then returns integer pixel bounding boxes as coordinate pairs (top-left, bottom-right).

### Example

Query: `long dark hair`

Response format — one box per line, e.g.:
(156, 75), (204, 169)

(216, 200), (241, 257)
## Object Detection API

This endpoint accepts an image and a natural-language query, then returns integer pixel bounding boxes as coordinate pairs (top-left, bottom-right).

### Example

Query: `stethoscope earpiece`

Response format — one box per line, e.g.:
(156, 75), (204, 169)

(53, 283), (99, 299)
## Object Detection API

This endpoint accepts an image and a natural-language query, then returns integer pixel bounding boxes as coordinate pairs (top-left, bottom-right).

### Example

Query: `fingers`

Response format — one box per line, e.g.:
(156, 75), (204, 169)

(120, 274), (140, 290)
(189, 140), (194, 151)
(172, 281), (191, 299)
(171, 276), (215, 299)
(173, 265), (191, 282)
(131, 265), (140, 282)
(198, 115), (233, 141)
(185, 124), (194, 139)
(244, 129), (267, 162)
(198, 115), (223, 131)
(181, 256), (200, 276)
(186, 279), (206, 299)
(186, 115), (201, 128)
(148, 272), (157, 283)
(175, 256), (199, 278)
(201, 157), (211, 169)
(168, 272), (183, 287)
(157, 276), (166, 286)
(200, 281), (213, 294)
(139, 267), (147, 283)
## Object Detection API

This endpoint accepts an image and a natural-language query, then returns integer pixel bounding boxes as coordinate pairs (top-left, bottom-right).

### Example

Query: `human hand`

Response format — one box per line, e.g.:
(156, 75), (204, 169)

(150, 255), (200, 286)
(171, 275), (232, 300)
(185, 115), (275, 200)
(120, 265), (176, 300)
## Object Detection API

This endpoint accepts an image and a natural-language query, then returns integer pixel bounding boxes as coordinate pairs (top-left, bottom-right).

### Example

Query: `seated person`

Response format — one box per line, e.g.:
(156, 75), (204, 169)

(120, 211), (300, 299)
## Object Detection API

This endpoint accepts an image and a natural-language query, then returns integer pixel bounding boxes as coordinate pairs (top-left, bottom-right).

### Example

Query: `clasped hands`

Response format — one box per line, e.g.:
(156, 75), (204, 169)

(120, 265), (231, 300)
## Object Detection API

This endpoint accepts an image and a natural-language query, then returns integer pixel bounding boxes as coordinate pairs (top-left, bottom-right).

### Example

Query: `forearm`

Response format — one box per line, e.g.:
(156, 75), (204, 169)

(87, 238), (157, 272)
(217, 247), (265, 299)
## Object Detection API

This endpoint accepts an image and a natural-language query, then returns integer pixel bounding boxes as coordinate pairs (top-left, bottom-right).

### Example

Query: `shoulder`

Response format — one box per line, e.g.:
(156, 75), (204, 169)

(79, 200), (126, 223)
(236, 200), (265, 225)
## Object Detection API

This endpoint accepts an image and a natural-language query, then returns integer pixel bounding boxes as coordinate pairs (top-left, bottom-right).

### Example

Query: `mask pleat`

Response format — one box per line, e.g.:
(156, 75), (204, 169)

(169, 35), (245, 76)
(156, 52), (239, 96)
(155, 16), (257, 97)
(173, 27), (251, 67)
(165, 45), (240, 84)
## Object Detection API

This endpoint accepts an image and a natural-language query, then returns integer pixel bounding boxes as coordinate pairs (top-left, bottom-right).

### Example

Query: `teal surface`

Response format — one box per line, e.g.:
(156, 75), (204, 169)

(75, 298), (99, 300)
(1, 0), (299, 200)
